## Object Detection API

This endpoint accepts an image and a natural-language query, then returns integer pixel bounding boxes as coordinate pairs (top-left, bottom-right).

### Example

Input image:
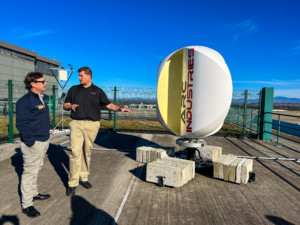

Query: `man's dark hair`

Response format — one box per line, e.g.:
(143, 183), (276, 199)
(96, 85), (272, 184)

(24, 72), (44, 90)
(78, 67), (92, 78)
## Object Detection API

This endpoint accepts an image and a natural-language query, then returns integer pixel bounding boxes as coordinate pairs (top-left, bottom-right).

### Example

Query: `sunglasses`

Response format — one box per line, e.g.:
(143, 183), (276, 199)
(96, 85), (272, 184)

(34, 80), (46, 84)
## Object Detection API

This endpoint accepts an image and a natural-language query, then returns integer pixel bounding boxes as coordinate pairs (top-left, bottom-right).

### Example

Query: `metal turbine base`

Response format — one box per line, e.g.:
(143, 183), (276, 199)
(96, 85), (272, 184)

(176, 138), (207, 148)
(176, 138), (212, 168)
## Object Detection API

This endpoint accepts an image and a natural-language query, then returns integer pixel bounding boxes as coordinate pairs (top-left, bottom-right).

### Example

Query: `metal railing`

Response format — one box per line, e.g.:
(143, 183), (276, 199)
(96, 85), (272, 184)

(265, 112), (300, 146)
(2, 81), (299, 147)
(225, 90), (262, 140)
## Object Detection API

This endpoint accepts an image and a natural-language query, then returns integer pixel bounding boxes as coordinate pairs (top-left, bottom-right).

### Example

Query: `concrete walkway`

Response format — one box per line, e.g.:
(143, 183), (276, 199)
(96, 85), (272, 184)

(0, 132), (299, 225)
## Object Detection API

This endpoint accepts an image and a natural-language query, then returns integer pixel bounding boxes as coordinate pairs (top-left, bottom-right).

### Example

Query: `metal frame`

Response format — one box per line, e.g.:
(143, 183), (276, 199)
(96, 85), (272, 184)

(50, 66), (74, 133)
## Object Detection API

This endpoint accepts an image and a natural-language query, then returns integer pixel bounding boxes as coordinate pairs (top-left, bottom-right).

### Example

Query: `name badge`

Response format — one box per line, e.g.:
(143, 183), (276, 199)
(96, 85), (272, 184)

(37, 105), (45, 109)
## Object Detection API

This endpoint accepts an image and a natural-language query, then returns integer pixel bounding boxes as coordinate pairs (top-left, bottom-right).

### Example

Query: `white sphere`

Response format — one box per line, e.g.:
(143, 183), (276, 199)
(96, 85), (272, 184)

(157, 46), (232, 138)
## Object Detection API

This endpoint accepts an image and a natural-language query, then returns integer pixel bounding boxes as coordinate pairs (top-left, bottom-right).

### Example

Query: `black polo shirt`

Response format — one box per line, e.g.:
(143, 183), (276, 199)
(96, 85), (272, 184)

(64, 84), (111, 121)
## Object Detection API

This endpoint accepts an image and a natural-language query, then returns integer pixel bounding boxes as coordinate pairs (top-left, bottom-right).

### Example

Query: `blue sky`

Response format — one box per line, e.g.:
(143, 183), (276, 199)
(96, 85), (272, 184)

(1, 0), (300, 98)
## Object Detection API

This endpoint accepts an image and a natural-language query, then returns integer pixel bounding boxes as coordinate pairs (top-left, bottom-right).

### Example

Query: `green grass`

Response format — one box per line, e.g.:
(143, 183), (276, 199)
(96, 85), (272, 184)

(0, 118), (252, 142)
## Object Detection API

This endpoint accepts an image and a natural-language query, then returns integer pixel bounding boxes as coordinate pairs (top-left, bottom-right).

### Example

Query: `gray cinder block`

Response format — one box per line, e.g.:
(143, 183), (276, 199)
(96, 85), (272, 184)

(157, 157), (195, 182)
(199, 145), (222, 162)
(136, 146), (170, 163)
(235, 158), (248, 184)
(157, 149), (168, 160)
(146, 158), (195, 187)
(223, 155), (238, 181)
(213, 155), (227, 179)
(241, 159), (253, 184)
(229, 158), (242, 183)
(213, 154), (254, 185)
(218, 155), (235, 180)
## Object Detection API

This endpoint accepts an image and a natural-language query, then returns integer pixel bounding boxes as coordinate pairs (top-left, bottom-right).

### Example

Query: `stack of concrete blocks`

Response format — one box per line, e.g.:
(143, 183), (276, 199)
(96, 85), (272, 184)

(213, 154), (253, 184)
(136, 146), (194, 187)
(136, 146), (173, 163)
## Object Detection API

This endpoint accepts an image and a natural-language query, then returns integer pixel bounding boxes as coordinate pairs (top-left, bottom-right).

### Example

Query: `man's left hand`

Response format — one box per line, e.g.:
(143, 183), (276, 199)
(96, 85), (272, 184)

(120, 108), (132, 113)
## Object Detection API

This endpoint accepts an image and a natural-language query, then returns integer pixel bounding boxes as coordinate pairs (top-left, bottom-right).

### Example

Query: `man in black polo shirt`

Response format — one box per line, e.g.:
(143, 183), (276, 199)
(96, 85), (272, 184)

(63, 66), (131, 196)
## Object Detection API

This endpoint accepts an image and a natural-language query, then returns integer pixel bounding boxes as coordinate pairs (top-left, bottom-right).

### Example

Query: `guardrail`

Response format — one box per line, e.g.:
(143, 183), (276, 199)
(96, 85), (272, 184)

(226, 106), (300, 147)
(265, 112), (300, 146)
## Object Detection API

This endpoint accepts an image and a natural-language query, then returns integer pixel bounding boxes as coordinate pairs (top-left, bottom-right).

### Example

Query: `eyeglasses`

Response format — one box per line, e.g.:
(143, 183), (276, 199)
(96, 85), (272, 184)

(34, 80), (46, 84)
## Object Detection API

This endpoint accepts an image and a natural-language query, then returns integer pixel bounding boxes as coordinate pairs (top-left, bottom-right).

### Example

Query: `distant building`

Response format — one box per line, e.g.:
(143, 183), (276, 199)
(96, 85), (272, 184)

(125, 103), (156, 109)
(0, 40), (61, 98)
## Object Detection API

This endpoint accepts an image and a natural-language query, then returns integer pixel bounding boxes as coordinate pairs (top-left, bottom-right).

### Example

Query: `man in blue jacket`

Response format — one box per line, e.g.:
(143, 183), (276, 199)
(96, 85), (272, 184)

(16, 72), (51, 218)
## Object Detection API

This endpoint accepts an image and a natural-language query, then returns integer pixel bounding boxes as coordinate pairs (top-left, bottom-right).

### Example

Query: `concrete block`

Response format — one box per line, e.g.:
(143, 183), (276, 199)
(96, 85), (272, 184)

(229, 158), (242, 183)
(157, 157), (195, 181)
(136, 146), (141, 162)
(213, 155), (227, 179)
(241, 159), (253, 184)
(199, 145), (222, 162)
(223, 155), (238, 181)
(156, 159), (188, 185)
(146, 157), (195, 187)
(144, 148), (150, 163)
(235, 158), (248, 184)
(136, 146), (169, 163)
(157, 149), (168, 159)
(218, 155), (232, 180)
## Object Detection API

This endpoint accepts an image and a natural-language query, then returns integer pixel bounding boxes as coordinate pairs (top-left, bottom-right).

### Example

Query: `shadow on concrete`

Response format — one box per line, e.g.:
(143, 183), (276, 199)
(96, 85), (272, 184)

(265, 215), (295, 225)
(237, 138), (300, 177)
(10, 148), (23, 202)
(129, 165), (146, 182)
(124, 152), (136, 161)
(0, 215), (20, 225)
(94, 132), (159, 163)
(195, 166), (214, 178)
(225, 137), (300, 193)
(70, 195), (117, 225)
(47, 144), (69, 189)
(94, 132), (157, 151)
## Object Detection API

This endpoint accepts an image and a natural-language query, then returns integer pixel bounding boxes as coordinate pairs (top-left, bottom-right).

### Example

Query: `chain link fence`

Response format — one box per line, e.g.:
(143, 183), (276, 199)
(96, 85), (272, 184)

(0, 79), (265, 143)
(226, 90), (261, 137)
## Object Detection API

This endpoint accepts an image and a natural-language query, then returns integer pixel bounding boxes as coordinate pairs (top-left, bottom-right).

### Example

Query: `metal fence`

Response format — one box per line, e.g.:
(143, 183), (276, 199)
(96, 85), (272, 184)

(0, 82), (163, 143)
(267, 112), (300, 146)
(226, 90), (261, 139)
(226, 89), (300, 147)
(1, 81), (299, 147)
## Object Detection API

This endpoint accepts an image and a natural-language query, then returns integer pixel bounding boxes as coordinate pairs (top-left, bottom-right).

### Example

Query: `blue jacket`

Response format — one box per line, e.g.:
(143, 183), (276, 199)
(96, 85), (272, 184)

(16, 90), (50, 147)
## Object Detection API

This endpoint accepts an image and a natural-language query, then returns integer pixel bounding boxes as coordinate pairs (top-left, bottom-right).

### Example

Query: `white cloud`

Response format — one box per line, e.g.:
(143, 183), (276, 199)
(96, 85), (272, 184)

(291, 40), (300, 55)
(230, 18), (258, 41)
(17, 29), (54, 39)
(234, 79), (300, 87)
(274, 89), (300, 98)
(233, 80), (300, 98)
(9, 27), (54, 39)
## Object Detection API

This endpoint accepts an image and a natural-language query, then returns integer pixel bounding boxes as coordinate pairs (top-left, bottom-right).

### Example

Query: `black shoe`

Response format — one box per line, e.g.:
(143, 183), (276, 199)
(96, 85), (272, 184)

(66, 187), (76, 196)
(22, 206), (41, 218)
(79, 181), (92, 189)
(33, 193), (51, 201)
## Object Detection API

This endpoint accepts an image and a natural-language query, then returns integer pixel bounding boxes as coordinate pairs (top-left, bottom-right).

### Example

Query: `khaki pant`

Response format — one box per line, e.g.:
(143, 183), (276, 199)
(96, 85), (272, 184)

(20, 140), (49, 208)
(68, 120), (100, 187)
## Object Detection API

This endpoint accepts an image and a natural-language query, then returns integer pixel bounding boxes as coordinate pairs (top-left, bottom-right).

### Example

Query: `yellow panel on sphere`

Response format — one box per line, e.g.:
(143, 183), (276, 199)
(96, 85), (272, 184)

(157, 49), (184, 135)
(157, 60), (170, 124)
